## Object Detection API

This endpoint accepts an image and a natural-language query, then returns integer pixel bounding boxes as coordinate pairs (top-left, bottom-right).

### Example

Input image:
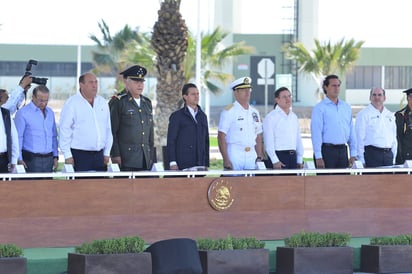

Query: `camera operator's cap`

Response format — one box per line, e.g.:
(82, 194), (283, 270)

(230, 77), (252, 90)
(120, 65), (147, 81)
(403, 88), (412, 95)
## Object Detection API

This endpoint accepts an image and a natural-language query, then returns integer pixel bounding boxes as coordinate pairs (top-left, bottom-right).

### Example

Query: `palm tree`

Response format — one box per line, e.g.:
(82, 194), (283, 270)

(282, 38), (364, 98)
(184, 27), (255, 94)
(89, 19), (153, 91)
(151, 0), (188, 148)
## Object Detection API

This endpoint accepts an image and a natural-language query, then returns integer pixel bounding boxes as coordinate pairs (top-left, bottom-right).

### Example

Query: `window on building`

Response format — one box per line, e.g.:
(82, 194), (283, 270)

(384, 66), (412, 89)
(346, 66), (381, 89)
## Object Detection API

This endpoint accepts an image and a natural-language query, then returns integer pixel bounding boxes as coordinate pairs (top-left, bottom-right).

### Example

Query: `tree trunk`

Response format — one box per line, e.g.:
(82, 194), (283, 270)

(151, 0), (188, 160)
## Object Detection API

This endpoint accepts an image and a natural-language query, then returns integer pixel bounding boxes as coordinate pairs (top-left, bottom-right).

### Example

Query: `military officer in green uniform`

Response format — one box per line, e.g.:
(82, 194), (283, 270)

(110, 65), (154, 171)
(395, 88), (412, 164)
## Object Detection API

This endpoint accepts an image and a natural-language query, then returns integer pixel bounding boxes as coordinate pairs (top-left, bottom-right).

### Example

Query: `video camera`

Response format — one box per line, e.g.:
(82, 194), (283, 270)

(24, 59), (48, 85)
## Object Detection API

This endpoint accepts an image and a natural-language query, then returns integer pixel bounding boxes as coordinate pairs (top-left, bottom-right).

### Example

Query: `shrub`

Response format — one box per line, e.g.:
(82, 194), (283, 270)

(75, 236), (146, 254)
(0, 244), (24, 257)
(284, 231), (351, 247)
(196, 235), (265, 250)
(370, 234), (412, 245)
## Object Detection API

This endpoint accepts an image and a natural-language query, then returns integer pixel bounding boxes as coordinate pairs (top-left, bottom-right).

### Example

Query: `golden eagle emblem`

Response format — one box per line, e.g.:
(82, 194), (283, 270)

(208, 178), (234, 211)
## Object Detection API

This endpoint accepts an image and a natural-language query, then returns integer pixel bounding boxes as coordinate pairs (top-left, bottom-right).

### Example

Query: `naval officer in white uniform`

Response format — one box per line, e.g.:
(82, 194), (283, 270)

(218, 77), (264, 170)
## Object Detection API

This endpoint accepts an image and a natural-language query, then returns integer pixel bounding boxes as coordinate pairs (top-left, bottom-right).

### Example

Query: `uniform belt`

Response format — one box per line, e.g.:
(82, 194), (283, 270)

(365, 145), (391, 152)
(22, 150), (53, 158)
(322, 143), (346, 149)
(276, 150), (296, 155)
(0, 152), (7, 157)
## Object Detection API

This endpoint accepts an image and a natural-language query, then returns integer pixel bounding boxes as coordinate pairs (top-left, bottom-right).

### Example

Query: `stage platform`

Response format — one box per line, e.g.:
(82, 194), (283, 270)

(2, 169), (412, 273)
(22, 237), (395, 274)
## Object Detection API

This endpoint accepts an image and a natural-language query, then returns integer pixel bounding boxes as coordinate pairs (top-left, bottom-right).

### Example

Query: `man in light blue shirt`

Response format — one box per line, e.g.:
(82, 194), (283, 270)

(311, 75), (357, 169)
(14, 85), (58, 172)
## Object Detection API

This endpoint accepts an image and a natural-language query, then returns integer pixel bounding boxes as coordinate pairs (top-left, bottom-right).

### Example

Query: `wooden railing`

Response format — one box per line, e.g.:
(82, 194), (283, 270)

(0, 169), (411, 248)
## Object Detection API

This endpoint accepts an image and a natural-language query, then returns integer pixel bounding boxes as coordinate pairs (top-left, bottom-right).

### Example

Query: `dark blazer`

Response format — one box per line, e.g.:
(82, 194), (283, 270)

(395, 106), (412, 164)
(110, 92), (154, 170)
(1, 108), (11, 162)
(167, 105), (209, 170)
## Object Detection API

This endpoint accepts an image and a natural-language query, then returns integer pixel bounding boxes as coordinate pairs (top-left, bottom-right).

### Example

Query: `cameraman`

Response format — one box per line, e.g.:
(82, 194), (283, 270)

(3, 75), (32, 115)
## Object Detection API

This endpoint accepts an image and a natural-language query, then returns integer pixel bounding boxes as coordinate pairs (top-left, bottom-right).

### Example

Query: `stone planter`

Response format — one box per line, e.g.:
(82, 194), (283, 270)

(199, 249), (269, 274)
(361, 244), (412, 273)
(0, 257), (27, 274)
(67, 252), (152, 274)
(276, 246), (353, 274)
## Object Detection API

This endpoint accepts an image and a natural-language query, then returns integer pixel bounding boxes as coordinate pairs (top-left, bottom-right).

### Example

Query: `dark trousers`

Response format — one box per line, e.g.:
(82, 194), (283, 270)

(315, 143), (348, 169)
(275, 150), (297, 169)
(71, 149), (106, 172)
(0, 154), (8, 173)
(364, 145), (393, 167)
(22, 150), (53, 173)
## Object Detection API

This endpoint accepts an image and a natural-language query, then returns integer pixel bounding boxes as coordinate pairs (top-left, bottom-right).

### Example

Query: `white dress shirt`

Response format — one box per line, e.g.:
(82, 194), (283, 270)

(263, 106), (304, 164)
(3, 86), (26, 115)
(355, 103), (397, 164)
(59, 92), (113, 160)
(0, 111), (19, 164)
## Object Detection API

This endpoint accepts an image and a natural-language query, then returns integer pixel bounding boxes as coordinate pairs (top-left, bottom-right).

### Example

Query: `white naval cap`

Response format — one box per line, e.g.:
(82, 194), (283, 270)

(230, 77), (252, 90)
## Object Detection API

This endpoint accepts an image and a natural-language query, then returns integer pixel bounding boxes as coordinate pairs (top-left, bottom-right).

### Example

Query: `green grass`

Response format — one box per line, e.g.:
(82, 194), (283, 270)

(210, 159), (223, 170)
(210, 136), (218, 147)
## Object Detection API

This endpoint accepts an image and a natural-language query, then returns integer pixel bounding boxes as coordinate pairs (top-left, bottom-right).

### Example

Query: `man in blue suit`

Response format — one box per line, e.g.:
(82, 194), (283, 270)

(166, 83), (209, 170)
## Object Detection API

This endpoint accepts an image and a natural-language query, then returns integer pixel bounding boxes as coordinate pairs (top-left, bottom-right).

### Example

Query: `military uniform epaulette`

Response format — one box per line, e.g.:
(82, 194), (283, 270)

(117, 93), (127, 99)
(111, 90), (126, 101)
(224, 103), (234, 111)
(141, 95), (152, 103)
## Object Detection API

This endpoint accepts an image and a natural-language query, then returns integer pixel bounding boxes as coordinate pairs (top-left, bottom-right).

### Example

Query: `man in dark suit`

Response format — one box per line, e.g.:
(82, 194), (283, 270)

(166, 83), (209, 170)
(0, 107), (19, 173)
(395, 88), (412, 164)
(110, 65), (154, 171)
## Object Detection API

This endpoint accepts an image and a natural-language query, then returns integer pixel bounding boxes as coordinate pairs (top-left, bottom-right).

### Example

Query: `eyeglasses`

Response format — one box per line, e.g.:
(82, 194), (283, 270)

(35, 96), (49, 103)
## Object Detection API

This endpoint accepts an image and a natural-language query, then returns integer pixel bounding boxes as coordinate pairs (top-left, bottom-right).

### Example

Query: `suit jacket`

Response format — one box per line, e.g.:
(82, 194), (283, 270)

(110, 92), (154, 170)
(1, 107), (12, 162)
(167, 105), (209, 170)
(395, 106), (412, 164)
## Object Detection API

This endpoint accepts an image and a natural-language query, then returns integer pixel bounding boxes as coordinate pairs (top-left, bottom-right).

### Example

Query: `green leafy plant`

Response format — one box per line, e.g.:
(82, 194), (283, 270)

(196, 235), (265, 250)
(0, 244), (24, 257)
(75, 236), (146, 254)
(370, 234), (412, 245)
(284, 231), (351, 247)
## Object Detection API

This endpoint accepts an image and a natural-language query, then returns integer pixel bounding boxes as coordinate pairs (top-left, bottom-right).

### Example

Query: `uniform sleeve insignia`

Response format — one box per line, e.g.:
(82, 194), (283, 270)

(224, 103), (234, 111)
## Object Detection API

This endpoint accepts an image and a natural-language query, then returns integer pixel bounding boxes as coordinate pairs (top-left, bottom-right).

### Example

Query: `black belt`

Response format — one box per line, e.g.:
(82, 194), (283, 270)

(322, 143), (346, 149)
(71, 148), (103, 154)
(365, 145), (391, 152)
(0, 152), (7, 158)
(276, 150), (296, 155)
(22, 150), (53, 158)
